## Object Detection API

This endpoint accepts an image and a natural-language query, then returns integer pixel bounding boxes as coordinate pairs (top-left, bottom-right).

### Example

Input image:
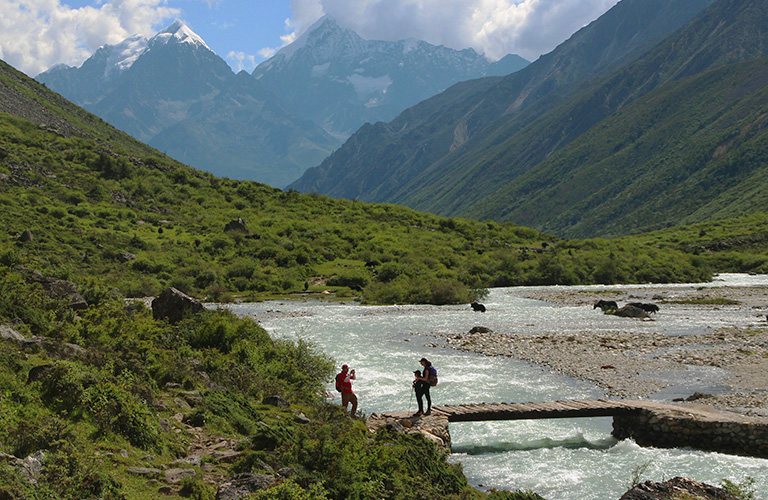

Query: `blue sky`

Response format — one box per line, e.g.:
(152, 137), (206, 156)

(0, 0), (620, 77)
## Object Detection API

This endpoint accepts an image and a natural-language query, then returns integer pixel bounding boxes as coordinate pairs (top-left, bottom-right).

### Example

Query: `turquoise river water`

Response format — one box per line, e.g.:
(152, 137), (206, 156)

(225, 274), (768, 499)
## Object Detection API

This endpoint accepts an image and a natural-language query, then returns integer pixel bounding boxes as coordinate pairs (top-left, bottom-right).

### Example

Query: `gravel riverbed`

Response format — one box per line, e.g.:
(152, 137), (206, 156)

(426, 283), (768, 417)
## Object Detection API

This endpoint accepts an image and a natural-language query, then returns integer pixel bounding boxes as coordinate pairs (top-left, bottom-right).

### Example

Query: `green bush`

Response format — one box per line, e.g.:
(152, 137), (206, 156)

(81, 373), (161, 450)
(250, 481), (330, 499)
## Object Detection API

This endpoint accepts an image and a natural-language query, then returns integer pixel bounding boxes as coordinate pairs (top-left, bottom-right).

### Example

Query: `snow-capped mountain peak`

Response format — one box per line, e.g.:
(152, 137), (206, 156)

(103, 34), (148, 78)
(151, 20), (212, 51)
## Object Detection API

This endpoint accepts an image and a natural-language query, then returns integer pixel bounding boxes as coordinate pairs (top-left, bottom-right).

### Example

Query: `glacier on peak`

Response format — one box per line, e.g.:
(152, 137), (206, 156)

(151, 20), (212, 51)
(103, 34), (148, 79)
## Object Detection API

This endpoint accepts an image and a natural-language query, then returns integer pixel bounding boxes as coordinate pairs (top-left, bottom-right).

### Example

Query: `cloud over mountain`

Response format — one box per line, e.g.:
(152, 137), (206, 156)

(0, 0), (178, 76)
(288, 0), (621, 61)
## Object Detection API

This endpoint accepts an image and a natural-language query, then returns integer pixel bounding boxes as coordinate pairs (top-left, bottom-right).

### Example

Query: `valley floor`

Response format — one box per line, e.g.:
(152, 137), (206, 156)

(428, 283), (768, 418)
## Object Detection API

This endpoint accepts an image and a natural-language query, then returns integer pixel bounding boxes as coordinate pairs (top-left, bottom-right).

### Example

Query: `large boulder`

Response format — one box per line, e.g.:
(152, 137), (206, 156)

(224, 218), (249, 233)
(152, 287), (205, 323)
(18, 267), (87, 310)
(620, 477), (737, 499)
(151, 287), (205, 324)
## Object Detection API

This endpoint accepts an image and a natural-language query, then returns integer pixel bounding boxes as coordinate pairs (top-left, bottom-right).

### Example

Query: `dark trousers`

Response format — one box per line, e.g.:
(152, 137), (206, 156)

(415, 381), (431, 413)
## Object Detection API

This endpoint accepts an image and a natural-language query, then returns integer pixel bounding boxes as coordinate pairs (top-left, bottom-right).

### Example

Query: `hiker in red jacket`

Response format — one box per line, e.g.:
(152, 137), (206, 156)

(335, 364), (357, 417)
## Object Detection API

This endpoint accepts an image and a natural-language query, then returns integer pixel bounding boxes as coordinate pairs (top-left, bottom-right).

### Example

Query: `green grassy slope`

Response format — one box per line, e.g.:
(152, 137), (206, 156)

(0, 55), (767, 500)
(406, 0), (768, 236)
(469, 55), (768, 237)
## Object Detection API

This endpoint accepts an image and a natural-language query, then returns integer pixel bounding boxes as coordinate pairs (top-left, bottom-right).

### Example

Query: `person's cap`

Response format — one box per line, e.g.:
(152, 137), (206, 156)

(342, 364), (348, 370)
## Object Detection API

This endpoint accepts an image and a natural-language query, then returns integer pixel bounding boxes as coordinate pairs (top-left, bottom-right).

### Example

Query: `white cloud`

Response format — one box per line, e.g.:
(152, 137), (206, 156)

(227, 50), (257, 72)
(287, 0), (620, 61)
(0, 0), (178, 76)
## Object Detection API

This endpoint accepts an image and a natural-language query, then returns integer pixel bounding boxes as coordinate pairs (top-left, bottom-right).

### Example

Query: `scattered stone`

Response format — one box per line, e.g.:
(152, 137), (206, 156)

(172, 455), (202, 467)
(164, 468), (196, 484)
(385, 420), (405, 432)
(151, 287), (205, 324)
(19, 338), (86, 360)
(18, 267), (87, 310)
(127, 467), (162, 476)
(294, 412), (311, 424)
(0, 452), (17, 461)
(19, 451), (45, 485)
(262, 395), (289, 409)
(18, 230), (33, 242)
(469, 326), (492, 334)
(0, 325), (24, 341)
(276, 467), (295, 478)
(215, 473), (275, 500)
(119, 450), (129, 458)
(157, 486), (174, 495)
(118, 252), (137, 262)
(619, 477), (737, 500)
(212, 450), (243, 463)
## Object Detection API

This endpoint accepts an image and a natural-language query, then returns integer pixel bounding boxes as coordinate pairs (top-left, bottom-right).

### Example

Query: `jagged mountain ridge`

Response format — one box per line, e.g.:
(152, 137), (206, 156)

(462, 0), (768, 236)
(36, 21), (340, 187)
(253, 17), (529, 138)
(287, 0), (717, 221)
(37, 19), (528, 187)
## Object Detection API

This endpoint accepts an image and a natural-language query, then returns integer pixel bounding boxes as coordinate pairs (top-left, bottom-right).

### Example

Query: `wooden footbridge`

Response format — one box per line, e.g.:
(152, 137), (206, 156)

(367, 399), (768, 458)
(430, 399), (651, 422)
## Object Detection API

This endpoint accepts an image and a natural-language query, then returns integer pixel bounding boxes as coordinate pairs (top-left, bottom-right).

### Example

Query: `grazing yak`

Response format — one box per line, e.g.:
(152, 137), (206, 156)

(471, 302), (486, 312)
(593, 300), (618, 312)
(615, 304), (651, 319)
(627, 302), (660, 313)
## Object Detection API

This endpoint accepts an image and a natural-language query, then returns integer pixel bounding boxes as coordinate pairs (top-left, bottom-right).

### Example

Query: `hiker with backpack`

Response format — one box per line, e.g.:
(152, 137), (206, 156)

(335, 364), (357, 417)
(412, 357), (437, 416)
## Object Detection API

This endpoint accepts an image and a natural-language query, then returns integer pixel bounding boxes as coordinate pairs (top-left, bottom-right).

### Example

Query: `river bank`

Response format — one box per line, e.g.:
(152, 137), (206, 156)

(428, 281), (768, 418)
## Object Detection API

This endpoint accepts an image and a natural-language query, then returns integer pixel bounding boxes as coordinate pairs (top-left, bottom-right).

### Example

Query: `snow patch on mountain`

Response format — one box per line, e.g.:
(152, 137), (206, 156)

(347, 74), (392, 98)
(312, 62), (331, 77)
(104, 34), (148, 78)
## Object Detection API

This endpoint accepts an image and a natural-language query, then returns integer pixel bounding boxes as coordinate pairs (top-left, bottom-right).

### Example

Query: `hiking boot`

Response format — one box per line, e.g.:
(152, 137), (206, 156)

(424, 409), (431, 416)
(413, 411), (423, 417)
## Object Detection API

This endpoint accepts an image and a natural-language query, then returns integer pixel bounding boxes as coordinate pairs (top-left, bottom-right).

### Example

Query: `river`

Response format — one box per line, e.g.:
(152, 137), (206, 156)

(225, 274), (768, 499)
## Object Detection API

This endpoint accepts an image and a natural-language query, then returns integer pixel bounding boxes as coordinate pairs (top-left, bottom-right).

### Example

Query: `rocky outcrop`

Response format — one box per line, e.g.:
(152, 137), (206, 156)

(18, 337), (86, 360)
(216, 473), (275, 500)
(224, 218), (248, 233)
(367, 411), (451, 448)
(18, 267), (87, 310)
(151, 287), (205, 324)
(619, 477), (737, 499)
(0, 325), (24, 341)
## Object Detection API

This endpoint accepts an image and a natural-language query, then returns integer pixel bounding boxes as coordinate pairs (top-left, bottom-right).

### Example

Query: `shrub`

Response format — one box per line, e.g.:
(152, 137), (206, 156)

(250, 481), (330, 499)
(81, 373), (161, 450)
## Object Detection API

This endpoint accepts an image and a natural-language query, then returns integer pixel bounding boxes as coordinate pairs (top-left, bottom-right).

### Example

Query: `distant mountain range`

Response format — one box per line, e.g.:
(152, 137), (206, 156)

(289, 0), (768, 238)
(37, 19), (527, 187)
(253, 17), (528, 138)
